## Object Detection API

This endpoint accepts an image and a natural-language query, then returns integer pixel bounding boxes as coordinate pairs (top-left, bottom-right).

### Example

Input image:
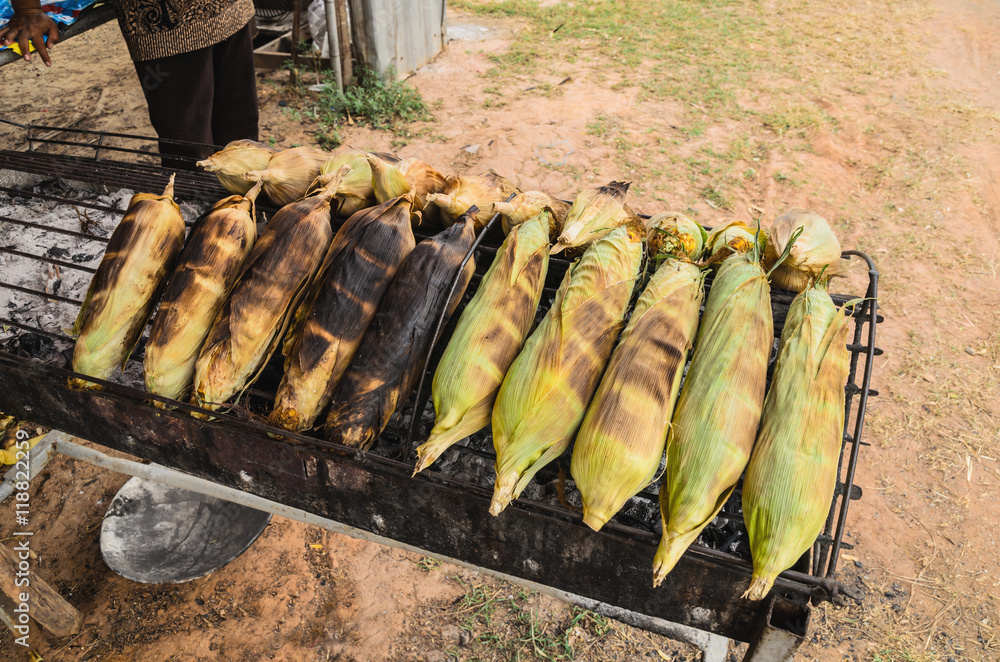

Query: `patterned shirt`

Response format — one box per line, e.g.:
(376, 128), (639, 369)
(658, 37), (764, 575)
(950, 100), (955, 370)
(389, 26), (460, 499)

(113, 0), (254, 61)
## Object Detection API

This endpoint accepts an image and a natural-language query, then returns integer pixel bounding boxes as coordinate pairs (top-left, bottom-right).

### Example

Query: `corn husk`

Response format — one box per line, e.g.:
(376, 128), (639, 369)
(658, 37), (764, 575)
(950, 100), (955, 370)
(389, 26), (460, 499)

(490, 191), (570, 237)
(70, 175), (185, 388)
(490, 226), (643, 516)
(426, 171), (521, 229)
(702, 219), (767, 265)
(765, 208), (842, 292)
(741, 281), (851, 600)
(193, 170), (346, 410)
(270, 194), (417, 431)
(550, 181), (644, 254)
(325, 214), (478, 449)
(368, 155), (447, 225)
(310, 150), (378, 216)
(414, 211), (552, 474)
(243, 146), (329, 206)
(197, 140), (277, 195)
(144, 182), (261, 402)
(652, 249), (772, 586)
(645, 212), (707, 261)
(571, 257), (706, 531)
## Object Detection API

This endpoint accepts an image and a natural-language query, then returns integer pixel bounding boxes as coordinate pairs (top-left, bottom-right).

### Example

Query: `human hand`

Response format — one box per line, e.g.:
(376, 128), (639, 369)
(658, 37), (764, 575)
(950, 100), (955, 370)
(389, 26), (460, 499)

(0, 7), (60, 66)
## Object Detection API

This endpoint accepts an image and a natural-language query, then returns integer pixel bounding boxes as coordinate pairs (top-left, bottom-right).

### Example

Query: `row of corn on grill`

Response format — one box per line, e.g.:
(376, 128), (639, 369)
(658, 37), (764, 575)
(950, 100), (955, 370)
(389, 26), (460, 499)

(67, 139), (854, 601)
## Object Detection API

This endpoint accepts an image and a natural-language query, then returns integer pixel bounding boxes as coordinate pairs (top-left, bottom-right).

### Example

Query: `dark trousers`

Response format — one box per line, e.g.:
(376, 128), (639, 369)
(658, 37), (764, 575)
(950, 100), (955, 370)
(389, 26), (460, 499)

(133, 21), (260, 169)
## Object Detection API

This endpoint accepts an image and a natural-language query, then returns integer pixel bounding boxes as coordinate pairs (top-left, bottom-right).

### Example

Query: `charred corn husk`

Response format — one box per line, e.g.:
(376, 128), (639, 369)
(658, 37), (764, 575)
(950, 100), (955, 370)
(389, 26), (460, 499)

(414, 211), (552, 474)
(70, 175), (185, 388)
(490, 191), (570, 237)
(310, 150), (378, 216)
(270, 194), (417, 431)
(426, 171), (521, 229)
(550, 181), (644, 254)
(244, 145), (329, 206)
(741, 281), (851, 600)
(765, 208), (842, 292)
(490, 226), (643, 516)
(197, 140), (277, 195)
(325, 213), (478, 449)
(571, 243), (706, 531)
(645, 211), (707, 261)
(652, 247), (772, 586)
(144, 182), (261, 402)
(368, 155), (447, 225)
(193, 171), (346, 410)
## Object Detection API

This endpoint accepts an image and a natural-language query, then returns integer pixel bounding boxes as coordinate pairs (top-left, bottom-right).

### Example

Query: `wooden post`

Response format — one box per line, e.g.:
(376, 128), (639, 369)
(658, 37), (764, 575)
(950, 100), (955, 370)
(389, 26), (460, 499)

(0, 542), (83, 638)
(335, 0), (353, 86)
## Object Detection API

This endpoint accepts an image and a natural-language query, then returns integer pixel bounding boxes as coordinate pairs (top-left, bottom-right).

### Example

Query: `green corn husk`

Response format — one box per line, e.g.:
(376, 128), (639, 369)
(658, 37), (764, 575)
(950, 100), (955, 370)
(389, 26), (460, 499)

(70, 175), (185, 388)
(550, 181), (644, 255)
(645, 211), (707, 261)
(490, 226), (644, 516)
(269, 194), (417, 432)
(368, 155), (448, 225)
(413, 211), (552, 474)
(310, 150), (379, 216)
(197, 140), (277, 195)
(571, 256), (706, 531)
(490, 191), (570, 237)
(652, 248), (773, 586)
(426, 171), (521, 229)
(702, 219), (766, 265)
(144, 181), (262, 402)
(325, 214), (478, 449)
(765, 208), (843, 292)
(243, 146), (330, 206)
(193, 170), (346, 410)
(741, 281), (851, 600)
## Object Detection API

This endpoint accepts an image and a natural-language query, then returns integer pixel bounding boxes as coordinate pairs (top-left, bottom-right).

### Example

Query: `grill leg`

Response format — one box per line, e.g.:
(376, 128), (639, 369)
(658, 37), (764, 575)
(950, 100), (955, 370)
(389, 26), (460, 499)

(743, 595), (810, 661)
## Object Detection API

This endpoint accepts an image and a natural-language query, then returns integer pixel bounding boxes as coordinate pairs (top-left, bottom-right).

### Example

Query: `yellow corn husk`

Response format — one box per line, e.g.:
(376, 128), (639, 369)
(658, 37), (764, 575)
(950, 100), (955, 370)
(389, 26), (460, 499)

(490, 191), (571, 237)
(325, 214), (478, 449)
(571, 257), (706, 531)
(368, 155), (447, 225)
(270, 194), (417, 432)
(550, 181), (644, 255)
(652, 250), (772, 586)
(193, 170), (346, 410)
(310, 150), (378, 216)
(741, 281), (851, 600)
(70, 175), (185, 388)
(426, 171), (521, 229)
(645, 211), (708, 261)
(243, 145), (330, 206)
(197, 140), (277, 195)
(764, 208), (843, 292)
(490, 226), (643, 516)
(414, 211), (552, 474)
(702, 219), (767, 265)
(144, 182), (262, 402)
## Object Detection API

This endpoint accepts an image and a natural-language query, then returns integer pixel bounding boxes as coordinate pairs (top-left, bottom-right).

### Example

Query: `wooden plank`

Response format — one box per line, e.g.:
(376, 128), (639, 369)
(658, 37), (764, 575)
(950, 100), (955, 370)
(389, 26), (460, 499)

(336, 0), (353, 85)
(0, 542), (82, 637)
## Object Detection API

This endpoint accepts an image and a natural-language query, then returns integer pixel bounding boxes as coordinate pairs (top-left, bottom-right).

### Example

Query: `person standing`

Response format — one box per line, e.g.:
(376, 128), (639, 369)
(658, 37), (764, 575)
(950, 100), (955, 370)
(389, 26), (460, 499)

(0, 0), (260, 164)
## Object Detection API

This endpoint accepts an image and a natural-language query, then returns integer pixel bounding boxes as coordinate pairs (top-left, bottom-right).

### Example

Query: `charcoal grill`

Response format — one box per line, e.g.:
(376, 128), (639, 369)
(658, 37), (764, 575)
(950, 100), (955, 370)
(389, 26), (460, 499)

(0, 119), (882, 659)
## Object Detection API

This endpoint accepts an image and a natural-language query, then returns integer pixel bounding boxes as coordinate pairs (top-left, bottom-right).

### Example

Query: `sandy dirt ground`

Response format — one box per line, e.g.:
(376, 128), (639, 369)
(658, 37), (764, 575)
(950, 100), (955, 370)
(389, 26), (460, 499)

(1, 0), (1000, 660)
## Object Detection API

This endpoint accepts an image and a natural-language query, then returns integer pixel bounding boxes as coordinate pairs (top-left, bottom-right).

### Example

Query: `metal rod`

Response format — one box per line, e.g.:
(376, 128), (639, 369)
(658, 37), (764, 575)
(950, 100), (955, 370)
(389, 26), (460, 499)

(28, 137), (200, 163)
(0, 280), (82, 306)
(406, 200), (510, 449)
(0, 318), (71, 342)
(0, 247), (97, 274)
(0, 215), (110, 243)
(0, 187), (123, 214)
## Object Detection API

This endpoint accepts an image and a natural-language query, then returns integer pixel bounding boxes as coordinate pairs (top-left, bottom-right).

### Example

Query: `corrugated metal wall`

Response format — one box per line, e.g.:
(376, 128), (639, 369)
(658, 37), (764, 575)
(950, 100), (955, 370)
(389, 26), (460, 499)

(348, 0), (447, 79)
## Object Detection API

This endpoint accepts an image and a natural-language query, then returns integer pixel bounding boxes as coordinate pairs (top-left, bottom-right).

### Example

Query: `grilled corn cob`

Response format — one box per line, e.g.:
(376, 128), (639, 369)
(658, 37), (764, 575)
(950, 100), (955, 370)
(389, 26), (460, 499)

(765, 208), (842, 292)
(197, 140), (276, 195)
(368, 155), (447, 225)
(490, 226), (643, 516)
(70, 175), (185, 388)
(325, 212), (478, 449)
(426, 171), (521, 229)
(414, 211), (552, 474)
(490, 191), (570, 238)
(652, 246), (772, 586)
(244, 145), (329, 206)
(310, 150), (378, 216)
(741, 281), (851, 600)
(270, 194), (417, 431)
(144, 182), (262, 402)
(571, 230), (706, 531)
(550, 181), (643, 254)
(645, 211), (707, 261)
(193, 169), (346, 409)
